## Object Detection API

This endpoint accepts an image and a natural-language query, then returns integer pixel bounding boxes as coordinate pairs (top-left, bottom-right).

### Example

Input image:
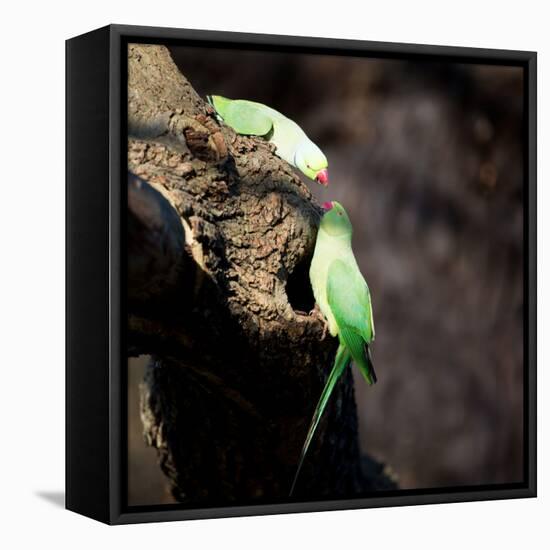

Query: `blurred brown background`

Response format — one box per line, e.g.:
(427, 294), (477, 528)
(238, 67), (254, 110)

(128, 45), (524, 505)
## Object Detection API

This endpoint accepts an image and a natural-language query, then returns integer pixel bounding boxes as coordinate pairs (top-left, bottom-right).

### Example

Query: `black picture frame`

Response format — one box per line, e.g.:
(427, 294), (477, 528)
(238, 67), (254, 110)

(66, 24), (537, 525)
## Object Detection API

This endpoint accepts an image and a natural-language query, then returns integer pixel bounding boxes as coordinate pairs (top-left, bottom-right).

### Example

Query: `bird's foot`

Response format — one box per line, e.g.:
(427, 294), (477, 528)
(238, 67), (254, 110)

(308, 303), (321, 317)
(320, 320), (329, 341)
(308, 306), (329, 340)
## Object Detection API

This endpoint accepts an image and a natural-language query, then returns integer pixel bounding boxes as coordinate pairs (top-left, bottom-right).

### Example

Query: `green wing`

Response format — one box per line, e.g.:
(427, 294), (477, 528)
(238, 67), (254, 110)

(209, 96), (273, 136)
(327, 259), (376, 385)
(289, 344), (351, 496)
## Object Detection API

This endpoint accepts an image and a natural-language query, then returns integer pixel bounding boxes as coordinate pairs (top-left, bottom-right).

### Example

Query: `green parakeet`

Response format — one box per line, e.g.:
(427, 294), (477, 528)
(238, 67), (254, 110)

(290, 200), (376, 495)
(207, 95), (329, 185)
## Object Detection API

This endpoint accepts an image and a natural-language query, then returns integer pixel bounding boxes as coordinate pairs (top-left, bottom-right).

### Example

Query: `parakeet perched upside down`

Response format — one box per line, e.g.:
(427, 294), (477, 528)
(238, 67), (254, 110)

(290, 200), (376, 495)
(207, 95), (329, 185)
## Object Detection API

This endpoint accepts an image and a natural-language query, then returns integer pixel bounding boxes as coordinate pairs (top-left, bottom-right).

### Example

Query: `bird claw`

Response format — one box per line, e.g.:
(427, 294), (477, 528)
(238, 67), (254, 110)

(308, 304), (321, 317)
(308, 306), (328, 340)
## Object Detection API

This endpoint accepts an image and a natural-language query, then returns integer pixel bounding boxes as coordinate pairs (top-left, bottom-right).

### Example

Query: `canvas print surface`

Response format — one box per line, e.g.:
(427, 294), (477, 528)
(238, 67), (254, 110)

(126, 42), (525, 508)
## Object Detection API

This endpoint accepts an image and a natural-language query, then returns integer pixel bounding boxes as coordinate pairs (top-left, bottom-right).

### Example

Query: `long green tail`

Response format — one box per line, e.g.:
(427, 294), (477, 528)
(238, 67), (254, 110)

(289, 343), (351, 496)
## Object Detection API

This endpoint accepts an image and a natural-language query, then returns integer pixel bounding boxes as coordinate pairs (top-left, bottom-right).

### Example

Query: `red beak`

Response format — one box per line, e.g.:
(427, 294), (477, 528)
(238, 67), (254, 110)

(315, 168), (329, 186)
(322, 201), (334, 211)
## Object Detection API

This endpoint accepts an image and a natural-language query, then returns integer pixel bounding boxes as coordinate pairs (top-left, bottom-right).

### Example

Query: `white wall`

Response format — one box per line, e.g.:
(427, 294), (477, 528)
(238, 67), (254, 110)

(2, 1), (546, 548)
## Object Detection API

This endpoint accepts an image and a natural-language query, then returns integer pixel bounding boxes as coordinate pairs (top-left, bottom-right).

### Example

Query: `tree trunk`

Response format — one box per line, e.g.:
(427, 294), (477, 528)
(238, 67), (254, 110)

(127, 44), (396, 504)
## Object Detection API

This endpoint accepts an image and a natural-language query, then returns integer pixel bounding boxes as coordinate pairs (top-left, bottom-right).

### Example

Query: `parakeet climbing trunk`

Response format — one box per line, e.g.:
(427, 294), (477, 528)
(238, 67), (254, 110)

(127, 44), (395, 503)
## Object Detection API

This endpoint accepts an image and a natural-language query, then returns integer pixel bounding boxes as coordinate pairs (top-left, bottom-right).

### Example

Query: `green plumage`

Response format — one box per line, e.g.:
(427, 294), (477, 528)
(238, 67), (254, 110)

(327, 260), (376, 385)
(207, 95), (328, 184)
(290, 201), (376, 495)
(208, 95), (274, 136)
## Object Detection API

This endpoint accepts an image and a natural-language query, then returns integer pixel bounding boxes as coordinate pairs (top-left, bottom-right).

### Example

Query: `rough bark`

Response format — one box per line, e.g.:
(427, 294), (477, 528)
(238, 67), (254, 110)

(127, 44), (396, 504)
